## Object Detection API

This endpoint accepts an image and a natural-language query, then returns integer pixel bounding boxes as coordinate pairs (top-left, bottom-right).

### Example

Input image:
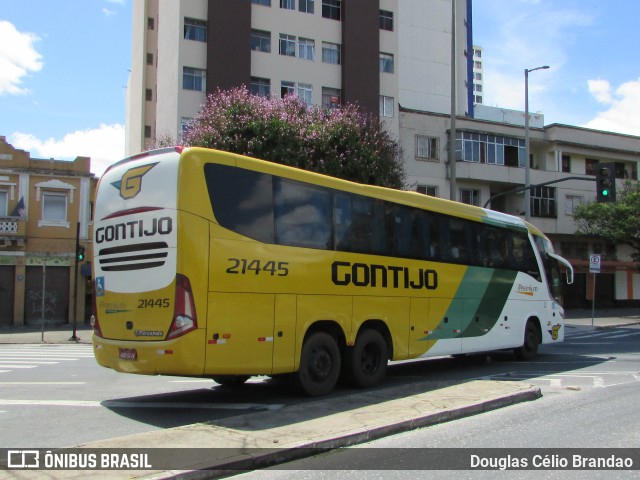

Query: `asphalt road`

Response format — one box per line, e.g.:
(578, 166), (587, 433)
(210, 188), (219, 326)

(0, 322), (639, 453)
(232, 323), (640, 479)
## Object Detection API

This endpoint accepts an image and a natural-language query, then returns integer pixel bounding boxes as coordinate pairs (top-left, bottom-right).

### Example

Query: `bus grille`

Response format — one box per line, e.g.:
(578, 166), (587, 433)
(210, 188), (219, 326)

(98, 242), (169, 271)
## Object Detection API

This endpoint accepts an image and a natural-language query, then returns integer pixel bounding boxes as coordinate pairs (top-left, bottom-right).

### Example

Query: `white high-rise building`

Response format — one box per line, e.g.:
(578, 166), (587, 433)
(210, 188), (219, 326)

(125, 0), (473, 155)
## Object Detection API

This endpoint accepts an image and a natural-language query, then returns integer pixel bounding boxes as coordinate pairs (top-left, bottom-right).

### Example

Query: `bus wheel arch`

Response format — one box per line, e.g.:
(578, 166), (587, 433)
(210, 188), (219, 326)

(342, 320), (391, 389)
(514, 317), (541, 361)
(297, 323), (344, 396)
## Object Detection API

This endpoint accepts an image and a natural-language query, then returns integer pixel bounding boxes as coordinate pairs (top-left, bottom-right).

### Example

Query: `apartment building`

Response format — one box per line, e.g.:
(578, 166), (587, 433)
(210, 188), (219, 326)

(0, 137), (96, 326)
(126, 0), (473, 154)
(401, 107), (640, 308)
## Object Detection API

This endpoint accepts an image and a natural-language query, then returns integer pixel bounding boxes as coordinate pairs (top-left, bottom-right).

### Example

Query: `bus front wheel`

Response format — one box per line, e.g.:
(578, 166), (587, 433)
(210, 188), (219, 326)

(514, 320), (540, 361)
(343, 329), (388, 388)
(297, 331), (341, 397)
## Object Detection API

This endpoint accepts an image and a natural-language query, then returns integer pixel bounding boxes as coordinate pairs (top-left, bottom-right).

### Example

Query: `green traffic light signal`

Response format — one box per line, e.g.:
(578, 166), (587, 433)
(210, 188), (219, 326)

(596, 162), (616, 203)
(76, 245), (85, 262)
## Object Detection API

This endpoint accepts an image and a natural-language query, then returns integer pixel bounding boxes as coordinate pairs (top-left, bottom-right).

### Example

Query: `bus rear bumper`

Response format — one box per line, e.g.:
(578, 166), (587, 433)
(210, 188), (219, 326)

(92, 329), (206, 376)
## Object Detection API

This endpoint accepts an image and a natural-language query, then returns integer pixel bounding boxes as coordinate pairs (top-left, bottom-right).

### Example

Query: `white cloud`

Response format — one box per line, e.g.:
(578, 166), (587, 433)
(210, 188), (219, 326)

(0, 20), (43, 95)
(10, 124), (125, 177)
(106, 0), (125, 4)
(584, 79), (640, 136)
(102, 8), (117, 16)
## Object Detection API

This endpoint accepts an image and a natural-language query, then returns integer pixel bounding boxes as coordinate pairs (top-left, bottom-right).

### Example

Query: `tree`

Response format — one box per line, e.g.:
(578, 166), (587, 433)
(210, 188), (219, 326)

(572, 180), (640, 261)
(181, 87), (406, 188)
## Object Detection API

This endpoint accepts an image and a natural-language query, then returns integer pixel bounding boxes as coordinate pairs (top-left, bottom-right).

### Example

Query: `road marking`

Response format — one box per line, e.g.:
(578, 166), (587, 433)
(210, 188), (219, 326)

(0, 399), (284, 411)
(0, 360), (58, 365)
(0, 382), (86, 385)
(0, 365), (37, 369)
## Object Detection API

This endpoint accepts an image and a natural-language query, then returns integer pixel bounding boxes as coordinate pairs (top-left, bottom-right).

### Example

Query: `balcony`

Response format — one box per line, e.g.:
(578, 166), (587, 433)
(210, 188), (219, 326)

(0, 217), (26, 247)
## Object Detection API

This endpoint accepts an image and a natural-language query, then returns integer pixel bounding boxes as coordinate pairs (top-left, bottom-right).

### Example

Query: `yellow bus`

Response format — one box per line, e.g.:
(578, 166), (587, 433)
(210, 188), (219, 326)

(91, 147), (573, 396)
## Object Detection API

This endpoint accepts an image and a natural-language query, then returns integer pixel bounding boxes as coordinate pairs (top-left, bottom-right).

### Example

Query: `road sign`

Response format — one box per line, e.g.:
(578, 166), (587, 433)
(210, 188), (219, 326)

(589, 254), (601, 274)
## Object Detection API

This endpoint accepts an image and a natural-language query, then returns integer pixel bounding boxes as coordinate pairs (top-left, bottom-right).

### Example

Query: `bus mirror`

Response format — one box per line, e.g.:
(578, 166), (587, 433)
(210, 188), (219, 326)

(549, 253), (574, 285)
(565, 268), (574, 285)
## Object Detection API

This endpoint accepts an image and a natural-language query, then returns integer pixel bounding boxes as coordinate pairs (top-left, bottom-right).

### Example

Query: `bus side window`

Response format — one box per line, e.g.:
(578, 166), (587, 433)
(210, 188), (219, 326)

(335, 194), (389, 255)
(205, 164), (275, 243)
(274, 178), (332, 250)
(391, 205), (413, 258)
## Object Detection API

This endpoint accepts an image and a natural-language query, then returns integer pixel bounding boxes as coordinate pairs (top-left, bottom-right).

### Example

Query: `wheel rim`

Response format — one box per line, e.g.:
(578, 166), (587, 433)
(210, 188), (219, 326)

(309, 346), (332, 381)
(361, 343), (381, 375)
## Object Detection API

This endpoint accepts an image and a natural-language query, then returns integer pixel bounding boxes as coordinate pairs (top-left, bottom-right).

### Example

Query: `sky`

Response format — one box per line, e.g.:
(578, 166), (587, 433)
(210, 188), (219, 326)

(1, 0), (639, 178)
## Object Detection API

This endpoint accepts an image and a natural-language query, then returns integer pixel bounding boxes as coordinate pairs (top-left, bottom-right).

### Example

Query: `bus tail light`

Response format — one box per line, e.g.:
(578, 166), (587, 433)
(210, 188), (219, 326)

(167, 274), (197, 340)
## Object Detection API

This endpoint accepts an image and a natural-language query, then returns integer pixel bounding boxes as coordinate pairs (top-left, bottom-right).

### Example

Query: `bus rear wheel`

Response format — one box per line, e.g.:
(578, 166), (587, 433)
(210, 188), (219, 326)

(343, 329), (388, 388)
(514, 320), (540, 361)
(297, 332), (341, 397)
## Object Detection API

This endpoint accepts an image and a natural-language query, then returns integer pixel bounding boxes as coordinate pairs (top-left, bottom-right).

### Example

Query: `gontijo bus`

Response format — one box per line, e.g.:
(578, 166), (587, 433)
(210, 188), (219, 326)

(91, 147), (574, 396)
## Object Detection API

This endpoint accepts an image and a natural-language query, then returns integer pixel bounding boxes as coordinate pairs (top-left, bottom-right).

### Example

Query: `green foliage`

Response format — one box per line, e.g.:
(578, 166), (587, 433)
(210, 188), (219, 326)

(181, 87), (406, 189)
(573, 180), (640, 260)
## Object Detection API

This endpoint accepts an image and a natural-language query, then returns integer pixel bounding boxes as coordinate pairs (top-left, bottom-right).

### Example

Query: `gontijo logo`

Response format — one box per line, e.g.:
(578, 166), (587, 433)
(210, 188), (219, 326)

(111, 162), (158, 199)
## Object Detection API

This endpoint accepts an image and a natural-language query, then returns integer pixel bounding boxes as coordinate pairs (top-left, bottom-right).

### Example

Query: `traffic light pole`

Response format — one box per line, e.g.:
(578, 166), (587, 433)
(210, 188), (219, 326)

(70, 221), (80, 342)
(483, 176), (596, 209)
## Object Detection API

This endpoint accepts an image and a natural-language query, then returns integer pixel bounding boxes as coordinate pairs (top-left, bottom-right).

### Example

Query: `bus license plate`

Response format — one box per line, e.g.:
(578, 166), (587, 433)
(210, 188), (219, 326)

(119, 348), (137, 361)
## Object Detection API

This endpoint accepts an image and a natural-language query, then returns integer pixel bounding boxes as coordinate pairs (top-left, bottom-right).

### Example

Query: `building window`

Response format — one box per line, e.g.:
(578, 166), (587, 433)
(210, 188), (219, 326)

(416, 135), (439, 161)
(250, 77), (271, 98)
(379, 96), (394, 117)
(474, 84), (482, 92)
(458, 131), (524, 166)
(475, 95), (483, 104)
(475, 72), (482, 80)
(322, 87), (341, 109)
(146, 53), (153, 66)
(460, 189), (480, 206)
(585, 158), (598, 176)
(0, 190), (7, 216)
(298, 38), (315, 61)
(299, 0), (314, 13)
(147, 17), (154, 30)
(297, 83), (312, 105)
(279, 34), (296, 57)
(322, 0), (341, 20)
(145, 88), (153, 101)
(281, 81), (295, 98)
(379, 53), (394, 74)
(417, 185), (438, 197)
(474, 49), (482, 58)
(42, 193), (67, 223)
(252, 0), (271, 5)
(565, 195), (584, 216)
(561, 154), (571, 173)
(280, 0), (295, 10)
(184, 18), (207, 42)
(379, 10), (393, 31)
(531, 186), (556, 218)
(144, 125), (152, 138)
(183, 67), (206, 91)
(322, 42), (341, 64)
(251, 29), (271, 52)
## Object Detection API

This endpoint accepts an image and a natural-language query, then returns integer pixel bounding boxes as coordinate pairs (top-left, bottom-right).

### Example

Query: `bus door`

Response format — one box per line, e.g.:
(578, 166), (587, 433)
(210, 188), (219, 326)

(205, 292), (275, 375)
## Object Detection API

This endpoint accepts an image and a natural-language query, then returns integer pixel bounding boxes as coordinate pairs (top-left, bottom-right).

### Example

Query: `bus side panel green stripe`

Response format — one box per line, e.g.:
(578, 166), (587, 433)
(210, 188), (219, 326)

(461, 269), (518, 337)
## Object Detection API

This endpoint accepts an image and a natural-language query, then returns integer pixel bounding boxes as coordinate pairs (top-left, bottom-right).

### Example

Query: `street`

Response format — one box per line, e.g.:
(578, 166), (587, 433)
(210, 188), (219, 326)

(0, 320), (639, 471)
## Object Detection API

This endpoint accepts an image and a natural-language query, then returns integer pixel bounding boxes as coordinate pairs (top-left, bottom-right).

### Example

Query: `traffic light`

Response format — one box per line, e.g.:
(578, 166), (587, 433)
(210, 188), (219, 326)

(596, 162), (616, 203)
(76, 245), (85, 262)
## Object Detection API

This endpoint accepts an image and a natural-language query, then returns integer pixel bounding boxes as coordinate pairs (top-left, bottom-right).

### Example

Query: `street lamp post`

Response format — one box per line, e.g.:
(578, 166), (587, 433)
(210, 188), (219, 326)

(524, 65), (549, 221)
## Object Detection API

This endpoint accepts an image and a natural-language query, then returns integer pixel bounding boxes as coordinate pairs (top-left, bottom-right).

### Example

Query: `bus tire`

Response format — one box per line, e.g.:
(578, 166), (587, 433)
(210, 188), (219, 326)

(212, 375), (250, 387)
(297, 331), (341, 397)
(514, 320), (540, 361)
(343, 329), (388, 389)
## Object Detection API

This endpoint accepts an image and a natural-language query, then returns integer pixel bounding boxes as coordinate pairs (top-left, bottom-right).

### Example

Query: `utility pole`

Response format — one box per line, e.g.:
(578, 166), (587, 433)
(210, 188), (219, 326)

(449, 0), (457, 201)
